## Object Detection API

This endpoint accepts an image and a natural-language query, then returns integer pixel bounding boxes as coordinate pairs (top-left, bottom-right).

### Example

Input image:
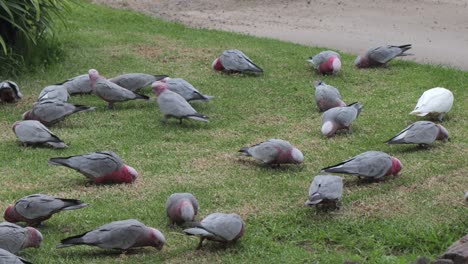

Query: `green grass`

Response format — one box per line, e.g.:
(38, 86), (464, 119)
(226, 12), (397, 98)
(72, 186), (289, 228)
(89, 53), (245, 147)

(1, 1), (467, 263)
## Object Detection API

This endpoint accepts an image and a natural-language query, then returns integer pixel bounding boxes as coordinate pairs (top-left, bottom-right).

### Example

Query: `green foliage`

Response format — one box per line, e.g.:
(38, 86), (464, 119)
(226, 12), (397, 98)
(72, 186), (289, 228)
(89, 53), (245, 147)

(0, 2), (467, 263)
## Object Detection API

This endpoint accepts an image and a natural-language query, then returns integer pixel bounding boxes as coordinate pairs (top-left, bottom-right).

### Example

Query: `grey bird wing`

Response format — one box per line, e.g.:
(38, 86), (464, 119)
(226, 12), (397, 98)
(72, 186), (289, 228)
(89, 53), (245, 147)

(322, 151), (392, 178)
(221, 50), (263, 72)
(246, 140), (281, 164)
(31, 100), (78, 124)
(309, 51), (340, 68)
(38, 85), (69, 102)
(166, 193), (198, 212)
(309, 175), (343, 201)
(201, 213), (243, 241)
(385, 121), (438, 144)
(14, 194), (65, 219)
(94, 78), (142, 102)
(81, 219), (146, 249)
(59, 74), (92, 95)
(48, 151), (123, 179)
(0, 248), (29, 264)
(0, 222), (26, 254)
(335, 107), (358, 127)
(157, 90), (198, 117)
(15, 121), (62, 144)
(167, 78), (210, 101)
(109, 73), (167, 91)
(368, 45), (412, 64)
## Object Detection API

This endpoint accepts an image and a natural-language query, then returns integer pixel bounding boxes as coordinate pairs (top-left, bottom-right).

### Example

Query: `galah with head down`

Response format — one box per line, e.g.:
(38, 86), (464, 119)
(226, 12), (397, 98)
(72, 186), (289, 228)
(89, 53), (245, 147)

(313, 81), (346, 112)
(0, 222), (43, 254)
(56, 219), (165, 251)
(56, 74), (93, 95)
(12, 120), (67, 149)
(321, 151), (403, 180)
(409, 87), (454, 121)
(37, 85), (69, 102)
(0, 80), (22, 103)
(157, 78), (214, 102)
(384, 121), (449, 147)
(184, 213), (245, 249)
(212, 49), (263, 73)
(165, 193), (199, 226)
(305, 175), (343, 210)
(0, 248), (31, 264)
(3, 194), (87, 227)
(307, 51), (341, 75)
(355, 44), (412, 68)
(321, 103), (363, 137)
(48, 151), (138, 184)
(22, 99), (95, 126)
(88, 69), (149, 109)
(109, 73), (168, 92)
(239, 139), (304, 166)
(152, 82), (209, 124)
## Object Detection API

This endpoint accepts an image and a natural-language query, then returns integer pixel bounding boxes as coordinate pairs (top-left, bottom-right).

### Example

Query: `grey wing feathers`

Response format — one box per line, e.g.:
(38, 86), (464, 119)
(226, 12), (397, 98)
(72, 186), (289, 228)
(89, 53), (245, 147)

(221, 50), (263, 72)
(0, 222), (25, 254)
(0, 248), (30, 264)
(15, 121), (63, 145)
(158, 90), (199, 117)
(309, 51), (340, 68)
(369, 44), (412, 64)
(385, 121), (438, 144)
(48, 151), (122, 178)
(201, 213), (243, 241)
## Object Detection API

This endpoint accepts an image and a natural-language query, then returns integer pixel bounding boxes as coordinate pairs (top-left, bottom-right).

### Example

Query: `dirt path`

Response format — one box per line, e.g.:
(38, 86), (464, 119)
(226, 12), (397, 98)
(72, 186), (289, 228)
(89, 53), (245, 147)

(93, 0), (468, 71)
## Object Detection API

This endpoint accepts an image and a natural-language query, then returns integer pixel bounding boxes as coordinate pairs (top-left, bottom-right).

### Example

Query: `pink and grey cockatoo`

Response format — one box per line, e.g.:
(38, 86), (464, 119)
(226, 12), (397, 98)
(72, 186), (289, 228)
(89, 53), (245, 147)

(354, 44), (412, 68)
(314, 81), (347, 112)
(109, 73), (168, 92)
(321, 103), (363, 137)
(307, 51), (341, 75)
(321, 151), (403, 180)
(56, 219), (165, 251)
(409, 87), (454, 121)
(152, 82), (209, 124)
(22, 100), (95, 126)
(157, 78), (214, 102)
(0, 80), (22, 103)
(3, 194), (87, 227)
(384, 121), (449, 147)
(48, 151), (138, 184)
(0, 248), (31, 264)
(56, 74), (92, 95)
(239, 139), (304, 166)
(212, 49), (263, 73)
(165, 193), (199, 226)
(0, 222), (43, 254)
(88, 69), (149, 109)
(305, 175), (343, 210)
(37, 85), (69, 102)
(184, 213), (245, 249)
(12, 120), (67, 149)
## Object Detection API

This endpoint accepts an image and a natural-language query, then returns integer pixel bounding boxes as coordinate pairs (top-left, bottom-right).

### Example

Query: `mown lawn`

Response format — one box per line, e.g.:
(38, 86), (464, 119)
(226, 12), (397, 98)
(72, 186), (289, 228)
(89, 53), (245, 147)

(0, 1), (467, 263)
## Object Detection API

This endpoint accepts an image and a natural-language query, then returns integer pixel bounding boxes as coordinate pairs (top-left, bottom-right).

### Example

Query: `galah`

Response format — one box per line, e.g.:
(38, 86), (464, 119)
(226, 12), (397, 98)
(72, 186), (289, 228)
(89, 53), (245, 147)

(354, 44), (412, 68)
(56, 219), (165, 250)
(409, 87), (454, 121)
(0, 248), (31, 264)
(56, 74), (92, 95)
(313, 81), (346, 112)
(37, 85), (69, 102)
(0, 222), (43, 254)
(212, 49), (263, 73)
(321, 151), (403, 180)
(321, 103), (363, 137)
(109, 73), (168, 92)
(305, 175), (343, 209)
(157, 78), (214, 102)
(3, 194), (87, 227)
(22, 100), (95, 126)
(464, 192), (468, 205)
(12, 120), (67, 149)
(88, 69), (149, 109)
(152, 82), (209, 123)
(165, 193), (199, 226)
(239, 139), (304, 166)
(0, 80), (22, 103)
(307, 51), (341, 75)
(384, 121), (449, 146)
(48, 151), (138, 184)
(183, 213), (245, 249)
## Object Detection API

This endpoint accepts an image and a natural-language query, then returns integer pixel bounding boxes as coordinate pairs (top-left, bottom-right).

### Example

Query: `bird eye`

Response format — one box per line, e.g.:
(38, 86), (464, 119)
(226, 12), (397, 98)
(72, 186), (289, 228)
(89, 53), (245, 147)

(318, 184), (321, 188)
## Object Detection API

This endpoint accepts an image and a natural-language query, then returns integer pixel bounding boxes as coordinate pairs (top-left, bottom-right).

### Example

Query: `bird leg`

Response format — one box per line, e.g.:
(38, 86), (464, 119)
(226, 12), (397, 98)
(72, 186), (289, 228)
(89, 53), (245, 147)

(196, 237), (205, 250)
(160, 116), (169, 123)
(107, 102), (114, 109)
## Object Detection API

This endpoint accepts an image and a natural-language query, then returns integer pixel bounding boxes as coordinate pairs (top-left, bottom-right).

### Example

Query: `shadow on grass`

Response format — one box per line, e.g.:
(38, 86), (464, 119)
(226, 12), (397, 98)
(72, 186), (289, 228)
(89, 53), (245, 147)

(235, 158), (304, 172)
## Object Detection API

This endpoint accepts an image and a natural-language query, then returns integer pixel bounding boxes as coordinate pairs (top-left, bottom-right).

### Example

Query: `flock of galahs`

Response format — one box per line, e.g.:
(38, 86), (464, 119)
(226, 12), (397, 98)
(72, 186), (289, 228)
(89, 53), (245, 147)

(0, 44), (458, 263)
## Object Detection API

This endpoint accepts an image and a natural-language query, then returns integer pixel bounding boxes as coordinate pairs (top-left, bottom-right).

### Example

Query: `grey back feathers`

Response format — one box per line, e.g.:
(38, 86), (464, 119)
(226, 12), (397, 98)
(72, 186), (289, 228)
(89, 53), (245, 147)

(367, 44), (412, 64)
(26, 100), (95, 126)
(157, 88), (209, 122)
(13, 120), (67, 149)
(93, 77), (149, 102)
(321, 151), (393, 179)
(0, 248), (30, 264)
(0, 222), (42, 254)
(308, 51), (340, 69)
(313, 81), (346, 112)
(184, 213), (244, 242)
(109, 73), (168, 92)
(385, 121), (445, 145)
(239, 139), (303, 165)
(38, 85), (69, 102)
(13, 194), (87, 220)
(220, 49), (263, 73)
(165, 78), (213, 102)
(305, 175), (343, 206)
(58, 74), (92, 95)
